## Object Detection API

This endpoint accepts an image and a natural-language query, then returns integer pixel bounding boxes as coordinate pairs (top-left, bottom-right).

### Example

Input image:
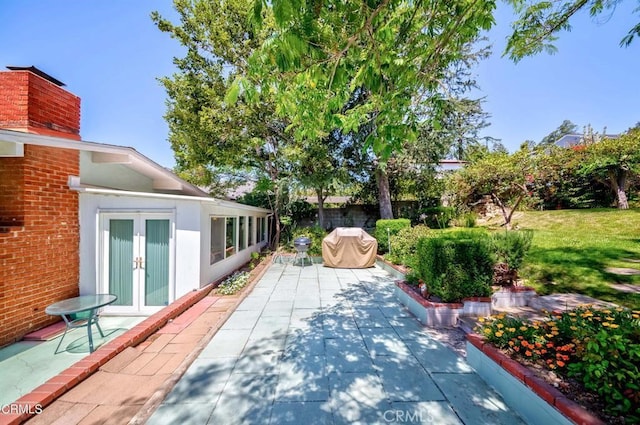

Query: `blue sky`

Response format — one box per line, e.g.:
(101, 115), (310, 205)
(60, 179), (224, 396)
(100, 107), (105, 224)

(1, 1), (639, 168)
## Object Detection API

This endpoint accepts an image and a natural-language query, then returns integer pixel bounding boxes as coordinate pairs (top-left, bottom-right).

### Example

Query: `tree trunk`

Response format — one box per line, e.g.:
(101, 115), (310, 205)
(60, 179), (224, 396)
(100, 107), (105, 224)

(376, 167), (394, 219)
(271, 183), (282, 250)
(609, 169), (629, 209)
(316, 188), (325, 229)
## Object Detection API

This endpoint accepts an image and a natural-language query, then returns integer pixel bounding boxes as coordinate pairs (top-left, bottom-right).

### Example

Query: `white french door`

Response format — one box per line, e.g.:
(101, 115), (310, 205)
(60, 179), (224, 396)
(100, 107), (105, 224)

(100, 213), (174, 314)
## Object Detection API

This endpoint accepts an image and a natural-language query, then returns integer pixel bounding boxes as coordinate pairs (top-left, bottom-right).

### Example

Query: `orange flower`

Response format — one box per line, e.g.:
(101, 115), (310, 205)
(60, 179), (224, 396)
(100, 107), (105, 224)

(514, 346), (520, 352)
(556, 360), (565, 367)
(525, 350), (532, 357)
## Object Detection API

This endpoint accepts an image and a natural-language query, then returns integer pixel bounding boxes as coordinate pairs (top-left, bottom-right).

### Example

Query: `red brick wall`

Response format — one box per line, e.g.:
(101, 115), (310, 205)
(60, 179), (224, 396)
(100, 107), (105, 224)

(0, 69), (81, 347)
(0, 156), (24, 226)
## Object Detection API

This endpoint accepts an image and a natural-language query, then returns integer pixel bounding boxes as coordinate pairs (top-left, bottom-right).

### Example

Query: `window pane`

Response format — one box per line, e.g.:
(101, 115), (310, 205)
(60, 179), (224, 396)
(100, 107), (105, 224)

(239, 216), (246, 251)
(248, 217), (254, 246)
(210, 217), (225, 264)
(256, 217), (261, 243)
(226, 217), (237, 257)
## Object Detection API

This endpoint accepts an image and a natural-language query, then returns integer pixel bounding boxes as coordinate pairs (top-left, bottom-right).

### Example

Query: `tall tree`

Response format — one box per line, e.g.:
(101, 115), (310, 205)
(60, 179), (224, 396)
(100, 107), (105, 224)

(293, 131), (349, 228)
(233, 0), (496, 218)
(152, 0), (295, 247)
(580, 128), (640, 209)
(505, 0), (640, 61)
(447, 148), (535, 229)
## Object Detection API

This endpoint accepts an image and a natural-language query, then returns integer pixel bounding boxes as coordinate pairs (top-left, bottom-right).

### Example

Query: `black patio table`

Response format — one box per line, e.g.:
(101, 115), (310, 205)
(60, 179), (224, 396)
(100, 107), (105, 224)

(45, 294), (117, 354)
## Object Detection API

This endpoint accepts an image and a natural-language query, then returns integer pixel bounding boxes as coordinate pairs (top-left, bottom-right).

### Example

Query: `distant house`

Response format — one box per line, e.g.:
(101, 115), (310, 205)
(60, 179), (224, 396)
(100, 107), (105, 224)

(555, 133), (619, 148)
(437, 159), (467, 172)
(0, 66), (270, 346)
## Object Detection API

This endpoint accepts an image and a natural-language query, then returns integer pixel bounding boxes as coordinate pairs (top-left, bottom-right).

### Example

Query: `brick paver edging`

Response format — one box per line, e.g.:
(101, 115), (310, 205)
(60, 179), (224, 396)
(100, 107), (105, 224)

(467, 333), (605, 425)
(128, 253), (274, 424)
(2, 286), (214, 425)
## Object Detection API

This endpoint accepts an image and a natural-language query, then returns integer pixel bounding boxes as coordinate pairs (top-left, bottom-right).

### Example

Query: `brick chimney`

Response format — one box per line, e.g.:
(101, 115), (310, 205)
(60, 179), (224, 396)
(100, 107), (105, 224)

(0, 66), (82, 347)
(0, 66), (81, 140)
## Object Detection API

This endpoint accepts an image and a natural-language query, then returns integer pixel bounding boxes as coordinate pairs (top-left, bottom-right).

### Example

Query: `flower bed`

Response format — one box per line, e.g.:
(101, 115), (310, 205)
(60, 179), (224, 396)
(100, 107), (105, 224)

(475, 307), (640, 424)
(466, 334), (600, 425)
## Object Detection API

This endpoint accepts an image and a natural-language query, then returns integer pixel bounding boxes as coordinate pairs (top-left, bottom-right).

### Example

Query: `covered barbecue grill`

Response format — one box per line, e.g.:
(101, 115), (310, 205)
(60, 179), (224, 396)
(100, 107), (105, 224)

(321, 227), (377, 268)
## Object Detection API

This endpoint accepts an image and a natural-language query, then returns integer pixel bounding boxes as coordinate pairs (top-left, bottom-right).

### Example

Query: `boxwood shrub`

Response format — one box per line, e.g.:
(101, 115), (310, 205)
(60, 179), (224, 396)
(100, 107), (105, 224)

(375, 218), (411, 254)
(386, 225), (432, 269)
(416, 231), (493, 302)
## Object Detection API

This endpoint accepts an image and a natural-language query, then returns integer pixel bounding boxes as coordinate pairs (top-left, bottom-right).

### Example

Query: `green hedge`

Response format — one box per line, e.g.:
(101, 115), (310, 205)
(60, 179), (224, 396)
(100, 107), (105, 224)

(386, 225), (431, 269)
(416, 231), (493, 302)
(375, 219), (411, 253)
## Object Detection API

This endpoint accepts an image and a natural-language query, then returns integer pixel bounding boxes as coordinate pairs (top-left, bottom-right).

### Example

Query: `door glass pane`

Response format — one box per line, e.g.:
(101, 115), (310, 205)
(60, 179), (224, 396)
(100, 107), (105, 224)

(226, 217), (236, 257)
(145, 219), (170, 306)
(248, 217), (254, 247)
(109, 219), (133, 306)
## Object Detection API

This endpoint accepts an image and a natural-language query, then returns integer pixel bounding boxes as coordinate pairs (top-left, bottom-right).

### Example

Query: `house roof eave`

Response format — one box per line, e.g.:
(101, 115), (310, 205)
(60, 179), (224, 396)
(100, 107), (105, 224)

(0, 129), (207, 197)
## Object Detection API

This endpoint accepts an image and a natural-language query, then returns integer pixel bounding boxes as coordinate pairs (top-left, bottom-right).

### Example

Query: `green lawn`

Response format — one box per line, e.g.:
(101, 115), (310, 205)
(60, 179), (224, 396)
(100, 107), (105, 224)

(511, 209), (640, 309)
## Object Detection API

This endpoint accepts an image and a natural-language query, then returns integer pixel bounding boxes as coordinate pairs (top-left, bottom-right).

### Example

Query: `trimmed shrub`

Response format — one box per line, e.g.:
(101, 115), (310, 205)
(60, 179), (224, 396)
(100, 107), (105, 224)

(386, 225), (431, 269)
(491, 230), (533, 285)
(290, 226), (327, 256)
(375, 219), (411, 253)
(416, 231), (493, 302)
(416, 206), (456, 229)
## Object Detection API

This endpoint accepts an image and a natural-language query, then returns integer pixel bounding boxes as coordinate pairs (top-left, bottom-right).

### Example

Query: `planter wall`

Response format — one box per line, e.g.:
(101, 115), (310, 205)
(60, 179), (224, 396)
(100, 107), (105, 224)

(491, 286), (537, 309)
(394, 281), (491, 327)
(467, 334), (604, 425)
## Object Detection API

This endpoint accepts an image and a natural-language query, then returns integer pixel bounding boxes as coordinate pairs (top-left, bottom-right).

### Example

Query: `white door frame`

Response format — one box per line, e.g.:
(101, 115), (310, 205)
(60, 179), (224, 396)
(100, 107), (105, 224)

(98, 210), (176, 315)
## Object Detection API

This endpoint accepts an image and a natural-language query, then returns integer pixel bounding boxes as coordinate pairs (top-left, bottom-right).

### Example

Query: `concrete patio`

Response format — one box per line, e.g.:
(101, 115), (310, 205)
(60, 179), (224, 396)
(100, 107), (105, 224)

(146, 263), (525, 425)
(0, 316), (143, 408)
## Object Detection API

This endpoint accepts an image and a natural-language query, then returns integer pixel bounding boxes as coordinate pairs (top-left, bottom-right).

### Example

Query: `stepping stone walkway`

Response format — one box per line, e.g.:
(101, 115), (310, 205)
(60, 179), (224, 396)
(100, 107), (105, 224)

(147, 264), (525, 425)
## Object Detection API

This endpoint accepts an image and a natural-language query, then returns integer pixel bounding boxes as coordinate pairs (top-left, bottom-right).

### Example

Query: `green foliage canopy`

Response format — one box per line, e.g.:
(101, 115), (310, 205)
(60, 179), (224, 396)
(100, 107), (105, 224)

(580, 128), (640, 209)
(447, 148), (535, 228)
(236, 0), (497, 160)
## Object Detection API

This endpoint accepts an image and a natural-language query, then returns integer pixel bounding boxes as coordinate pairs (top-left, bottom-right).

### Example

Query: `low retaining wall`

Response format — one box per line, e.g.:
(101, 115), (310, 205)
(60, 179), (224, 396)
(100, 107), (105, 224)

(394, 281), (491, 327)
(467, 334), (604, 425)
(492, 286), (537, 309)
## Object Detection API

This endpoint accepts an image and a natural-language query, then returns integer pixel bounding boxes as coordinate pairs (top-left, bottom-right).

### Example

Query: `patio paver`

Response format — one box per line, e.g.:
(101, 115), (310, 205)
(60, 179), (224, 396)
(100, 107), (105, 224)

(147, 263), (526, 425)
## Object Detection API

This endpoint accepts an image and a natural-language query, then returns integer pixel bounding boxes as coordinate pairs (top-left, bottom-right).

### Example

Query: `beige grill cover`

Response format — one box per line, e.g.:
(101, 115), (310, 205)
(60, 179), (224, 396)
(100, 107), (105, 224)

(322, 227), (378, 268)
